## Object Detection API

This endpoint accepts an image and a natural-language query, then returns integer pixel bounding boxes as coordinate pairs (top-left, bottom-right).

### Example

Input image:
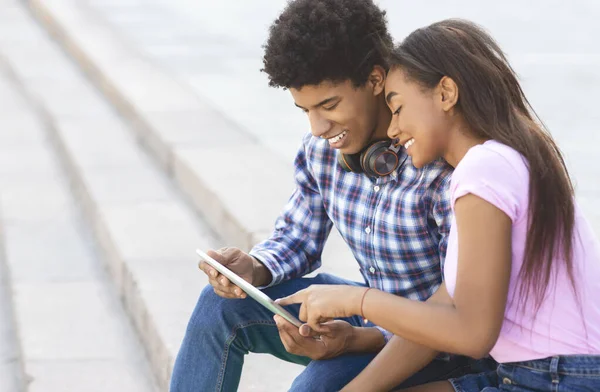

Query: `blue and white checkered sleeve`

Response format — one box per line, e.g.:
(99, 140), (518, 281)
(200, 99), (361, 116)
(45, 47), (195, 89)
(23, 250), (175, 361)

(430, 172), (452, 269)
(375, 326), (393, 343)
(250, 138), (333, 288)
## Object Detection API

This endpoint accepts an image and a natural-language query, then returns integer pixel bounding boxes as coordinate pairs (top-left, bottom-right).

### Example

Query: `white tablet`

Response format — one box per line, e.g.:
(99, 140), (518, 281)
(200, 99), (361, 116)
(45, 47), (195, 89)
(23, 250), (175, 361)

(196, 249), (303, 328)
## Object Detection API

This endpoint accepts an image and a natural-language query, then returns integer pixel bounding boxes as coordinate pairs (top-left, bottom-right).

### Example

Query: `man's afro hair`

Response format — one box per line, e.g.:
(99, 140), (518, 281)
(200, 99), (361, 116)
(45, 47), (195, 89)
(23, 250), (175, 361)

(262, 0), (393, 89)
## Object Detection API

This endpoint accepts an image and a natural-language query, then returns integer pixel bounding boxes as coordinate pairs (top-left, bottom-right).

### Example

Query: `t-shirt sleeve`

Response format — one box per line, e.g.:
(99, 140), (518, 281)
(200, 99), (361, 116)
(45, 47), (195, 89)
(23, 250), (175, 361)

(450, 147), (526, 223)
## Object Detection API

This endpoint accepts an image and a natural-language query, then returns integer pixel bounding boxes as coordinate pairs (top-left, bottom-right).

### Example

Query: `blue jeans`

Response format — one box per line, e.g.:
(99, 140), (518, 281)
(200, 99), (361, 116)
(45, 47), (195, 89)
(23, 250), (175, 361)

(450, 355), (600, 391)
(170, 273), (491, 392)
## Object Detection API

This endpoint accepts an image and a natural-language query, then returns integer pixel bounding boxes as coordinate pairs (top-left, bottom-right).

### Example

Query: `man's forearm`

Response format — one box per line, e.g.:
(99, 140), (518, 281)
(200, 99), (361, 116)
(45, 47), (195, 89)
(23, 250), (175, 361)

(346, 327), (386, 353)
(342, 336), (438, 391)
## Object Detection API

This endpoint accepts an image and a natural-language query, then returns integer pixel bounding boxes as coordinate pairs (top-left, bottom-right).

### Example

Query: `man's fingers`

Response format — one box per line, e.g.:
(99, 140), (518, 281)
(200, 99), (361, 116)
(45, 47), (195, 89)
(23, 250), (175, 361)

(218, 276), (231, 287)
(274, 316), (306, 354)
(198, 262), (219, 278)
(278, 328), (300, 354)
(299, 324), (319, 337)
(274, 316), (299, 352)
(208, 277), (246, 298)
(213, 287), (238, 299)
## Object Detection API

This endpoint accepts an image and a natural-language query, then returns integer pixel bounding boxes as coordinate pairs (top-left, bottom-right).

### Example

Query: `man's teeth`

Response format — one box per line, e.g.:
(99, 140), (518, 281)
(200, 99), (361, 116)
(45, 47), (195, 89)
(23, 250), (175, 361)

(329, 131), (347, 143)
(404, 138), (415, 149)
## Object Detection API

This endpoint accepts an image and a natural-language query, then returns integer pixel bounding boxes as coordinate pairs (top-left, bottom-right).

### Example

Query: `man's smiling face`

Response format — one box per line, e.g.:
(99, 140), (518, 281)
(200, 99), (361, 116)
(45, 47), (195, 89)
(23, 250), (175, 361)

(290, 78), (384, 155)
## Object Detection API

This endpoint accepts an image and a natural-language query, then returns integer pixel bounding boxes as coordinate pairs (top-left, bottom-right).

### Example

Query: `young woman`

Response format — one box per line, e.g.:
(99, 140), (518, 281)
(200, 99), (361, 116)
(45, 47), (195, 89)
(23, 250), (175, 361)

(276, 19), (600, 391)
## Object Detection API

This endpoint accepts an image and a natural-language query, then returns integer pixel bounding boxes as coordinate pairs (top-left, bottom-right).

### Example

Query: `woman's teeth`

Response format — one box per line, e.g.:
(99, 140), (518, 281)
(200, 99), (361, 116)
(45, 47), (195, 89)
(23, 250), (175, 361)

(404, 138), (415, 149)
(328, 130), (347, 144)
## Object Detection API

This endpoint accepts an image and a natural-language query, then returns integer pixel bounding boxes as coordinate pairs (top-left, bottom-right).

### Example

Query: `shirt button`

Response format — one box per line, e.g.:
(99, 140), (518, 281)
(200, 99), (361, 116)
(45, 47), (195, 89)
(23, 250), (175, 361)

(391, 172), (397, 178)
(365, 227), (371, 234)
(373, 185), (380, 192)
(502, 378), (512, 385)
(369, 266), (376, 273)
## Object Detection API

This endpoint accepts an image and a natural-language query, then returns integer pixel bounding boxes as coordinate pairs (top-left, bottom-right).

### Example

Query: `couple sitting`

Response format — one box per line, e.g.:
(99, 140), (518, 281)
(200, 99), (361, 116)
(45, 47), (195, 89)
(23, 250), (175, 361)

(170, 0), (600, 391)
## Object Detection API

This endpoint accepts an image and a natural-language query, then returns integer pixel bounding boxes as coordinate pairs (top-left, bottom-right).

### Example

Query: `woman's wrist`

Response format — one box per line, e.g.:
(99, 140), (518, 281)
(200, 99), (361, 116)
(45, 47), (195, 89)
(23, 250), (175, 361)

(350, 286), (371, 317)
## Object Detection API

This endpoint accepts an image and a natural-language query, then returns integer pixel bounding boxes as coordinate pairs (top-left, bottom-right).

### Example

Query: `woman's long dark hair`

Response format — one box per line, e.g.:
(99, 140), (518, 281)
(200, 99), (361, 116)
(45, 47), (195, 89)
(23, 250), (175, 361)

(389, 19), (576, 311)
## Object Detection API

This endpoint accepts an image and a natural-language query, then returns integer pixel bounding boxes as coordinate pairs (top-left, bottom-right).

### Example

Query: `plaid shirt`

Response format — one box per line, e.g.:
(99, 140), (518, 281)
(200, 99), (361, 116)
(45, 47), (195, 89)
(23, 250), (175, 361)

(250, 133), (453, 341)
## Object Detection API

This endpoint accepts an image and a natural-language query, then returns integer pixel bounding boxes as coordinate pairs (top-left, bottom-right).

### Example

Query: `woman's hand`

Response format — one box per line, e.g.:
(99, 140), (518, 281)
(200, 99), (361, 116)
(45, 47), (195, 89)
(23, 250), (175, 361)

(276, 285), (369, 331)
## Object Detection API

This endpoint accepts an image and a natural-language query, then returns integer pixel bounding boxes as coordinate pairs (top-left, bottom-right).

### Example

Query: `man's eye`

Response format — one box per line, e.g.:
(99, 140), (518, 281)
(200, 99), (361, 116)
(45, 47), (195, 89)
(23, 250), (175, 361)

(323, 103), (339, 111)
(393, 106), (402, 116)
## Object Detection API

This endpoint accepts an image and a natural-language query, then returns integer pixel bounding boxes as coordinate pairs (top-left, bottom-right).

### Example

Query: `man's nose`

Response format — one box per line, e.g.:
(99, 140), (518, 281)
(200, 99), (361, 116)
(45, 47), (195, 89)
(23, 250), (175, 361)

(308, 111), (333, 138)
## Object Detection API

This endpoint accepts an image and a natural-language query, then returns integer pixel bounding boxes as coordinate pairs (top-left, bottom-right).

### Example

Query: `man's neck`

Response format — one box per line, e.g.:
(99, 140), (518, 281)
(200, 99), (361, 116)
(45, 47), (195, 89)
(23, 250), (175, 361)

(369, 96), (392, 143)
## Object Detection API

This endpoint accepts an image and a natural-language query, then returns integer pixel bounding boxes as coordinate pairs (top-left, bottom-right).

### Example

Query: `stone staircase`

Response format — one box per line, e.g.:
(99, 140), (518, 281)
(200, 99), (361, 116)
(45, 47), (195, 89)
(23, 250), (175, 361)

(0, 0), (358, 390)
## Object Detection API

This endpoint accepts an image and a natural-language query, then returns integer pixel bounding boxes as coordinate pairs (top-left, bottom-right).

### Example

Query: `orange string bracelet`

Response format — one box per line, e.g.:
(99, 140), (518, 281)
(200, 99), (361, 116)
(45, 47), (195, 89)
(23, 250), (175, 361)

(360, 287), (372, 323)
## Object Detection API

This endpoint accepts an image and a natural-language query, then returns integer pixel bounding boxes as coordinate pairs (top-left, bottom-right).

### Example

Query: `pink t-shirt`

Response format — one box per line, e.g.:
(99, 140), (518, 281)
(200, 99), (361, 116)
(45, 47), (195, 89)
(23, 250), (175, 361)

(444, 140), (600, 363)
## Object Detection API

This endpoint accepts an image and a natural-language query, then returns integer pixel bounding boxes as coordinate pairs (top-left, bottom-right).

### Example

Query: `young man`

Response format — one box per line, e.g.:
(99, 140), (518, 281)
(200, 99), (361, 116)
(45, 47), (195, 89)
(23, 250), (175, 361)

(171, 1), (488, 391)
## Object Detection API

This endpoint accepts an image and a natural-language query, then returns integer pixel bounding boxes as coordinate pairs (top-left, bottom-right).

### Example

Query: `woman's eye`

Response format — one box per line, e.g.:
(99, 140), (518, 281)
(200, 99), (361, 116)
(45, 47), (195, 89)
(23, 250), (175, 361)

(393, 106), (402, 116)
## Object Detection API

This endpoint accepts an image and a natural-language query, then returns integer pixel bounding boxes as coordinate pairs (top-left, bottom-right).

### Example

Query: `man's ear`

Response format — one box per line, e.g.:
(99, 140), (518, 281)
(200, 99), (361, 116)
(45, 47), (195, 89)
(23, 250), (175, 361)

(368, 65), (387, 95)
(439, 76), (459, 111)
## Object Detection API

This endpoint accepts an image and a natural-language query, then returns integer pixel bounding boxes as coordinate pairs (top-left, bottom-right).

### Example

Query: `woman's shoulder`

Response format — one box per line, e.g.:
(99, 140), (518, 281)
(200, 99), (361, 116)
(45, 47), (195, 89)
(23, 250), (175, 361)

(450, 140), (530, 221)
(454, 140), (529, 182)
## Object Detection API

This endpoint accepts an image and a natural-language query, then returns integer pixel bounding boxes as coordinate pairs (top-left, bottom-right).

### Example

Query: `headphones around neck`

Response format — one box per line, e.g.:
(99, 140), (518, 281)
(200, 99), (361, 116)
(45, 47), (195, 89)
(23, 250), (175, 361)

(337, 140), (405, 178)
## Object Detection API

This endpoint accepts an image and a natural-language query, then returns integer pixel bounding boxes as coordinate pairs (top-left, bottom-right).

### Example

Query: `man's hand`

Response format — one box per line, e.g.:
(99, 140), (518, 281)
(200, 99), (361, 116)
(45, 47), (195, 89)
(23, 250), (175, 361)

(198, 247), (272, 298)
(273, 316), (354, 360)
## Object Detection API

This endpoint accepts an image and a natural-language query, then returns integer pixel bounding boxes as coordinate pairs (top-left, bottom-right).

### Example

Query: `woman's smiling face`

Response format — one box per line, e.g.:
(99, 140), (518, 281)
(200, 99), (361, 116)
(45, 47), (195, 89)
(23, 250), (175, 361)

(384, 68), (453, 168)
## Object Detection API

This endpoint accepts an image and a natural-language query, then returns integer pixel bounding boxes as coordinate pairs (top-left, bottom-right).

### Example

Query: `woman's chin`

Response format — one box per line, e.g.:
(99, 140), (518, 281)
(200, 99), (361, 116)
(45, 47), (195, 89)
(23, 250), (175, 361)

(410, 154), (434, 169)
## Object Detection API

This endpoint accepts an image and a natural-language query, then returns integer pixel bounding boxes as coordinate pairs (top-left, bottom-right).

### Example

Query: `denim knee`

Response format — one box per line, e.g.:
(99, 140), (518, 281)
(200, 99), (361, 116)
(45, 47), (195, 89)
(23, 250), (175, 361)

(186, 285), (267, 336)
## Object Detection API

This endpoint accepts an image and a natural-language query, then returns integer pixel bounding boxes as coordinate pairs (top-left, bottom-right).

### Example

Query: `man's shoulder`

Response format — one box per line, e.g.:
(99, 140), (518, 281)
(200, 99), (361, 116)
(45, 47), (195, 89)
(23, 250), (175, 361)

(405, 156), (453, 188)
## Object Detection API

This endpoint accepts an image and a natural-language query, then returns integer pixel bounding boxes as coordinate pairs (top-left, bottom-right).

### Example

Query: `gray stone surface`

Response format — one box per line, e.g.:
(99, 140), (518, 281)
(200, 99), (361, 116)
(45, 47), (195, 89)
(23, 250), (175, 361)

(0, 116), (48, 147)
(0, 146), (60, 178)
(0, 5), (159, 390)
(0, 363), (21, 392)
(98, 202), (211, 262)
(26, 360), (153, 392)
(4, 218), (98, 283)
(2, 3), (233, 389)
(55, 118), (150, 170)
(14, 282), (146, 360)
(79, 165), (175, 205)
(173, 144), (295, 250)
(0, 222), (24, 392)
(0, 177), (71, 224)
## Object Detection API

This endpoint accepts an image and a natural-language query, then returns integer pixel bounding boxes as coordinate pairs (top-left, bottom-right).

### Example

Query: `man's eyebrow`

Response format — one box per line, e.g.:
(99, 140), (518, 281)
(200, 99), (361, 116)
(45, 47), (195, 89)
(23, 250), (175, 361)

(294, 96), (341, 110)
(386, 91), (398, 104)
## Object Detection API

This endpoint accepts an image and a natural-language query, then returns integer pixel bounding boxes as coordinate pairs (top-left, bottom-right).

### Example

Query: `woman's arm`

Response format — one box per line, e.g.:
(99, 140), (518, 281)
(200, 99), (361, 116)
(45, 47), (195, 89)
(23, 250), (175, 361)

(341, 283), (454, 392)
(360, 194), (512, 358)
(277, 194), (512, 358)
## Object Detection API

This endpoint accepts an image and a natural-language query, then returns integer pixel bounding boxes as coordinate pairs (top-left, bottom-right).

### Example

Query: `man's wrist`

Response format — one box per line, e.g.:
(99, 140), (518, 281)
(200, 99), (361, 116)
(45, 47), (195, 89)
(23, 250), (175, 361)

(251, 256), (273, 287)
(345, 326), (386, 354)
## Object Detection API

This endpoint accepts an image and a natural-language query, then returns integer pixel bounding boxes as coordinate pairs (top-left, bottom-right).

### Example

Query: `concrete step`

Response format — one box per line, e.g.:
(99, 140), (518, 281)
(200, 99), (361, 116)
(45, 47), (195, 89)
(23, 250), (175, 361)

(0, 25), (158, 392)
(0, 206), (25, 392)
(28, 0), (292, 252)
(25, 0), (360, 280)
(2, 1), (309, 390)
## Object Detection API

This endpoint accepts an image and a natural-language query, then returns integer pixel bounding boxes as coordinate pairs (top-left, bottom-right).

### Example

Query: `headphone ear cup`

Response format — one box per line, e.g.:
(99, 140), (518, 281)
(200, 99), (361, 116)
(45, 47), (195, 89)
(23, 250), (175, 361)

(361, 141), (399, 177)
(337, 152), (363, 173)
